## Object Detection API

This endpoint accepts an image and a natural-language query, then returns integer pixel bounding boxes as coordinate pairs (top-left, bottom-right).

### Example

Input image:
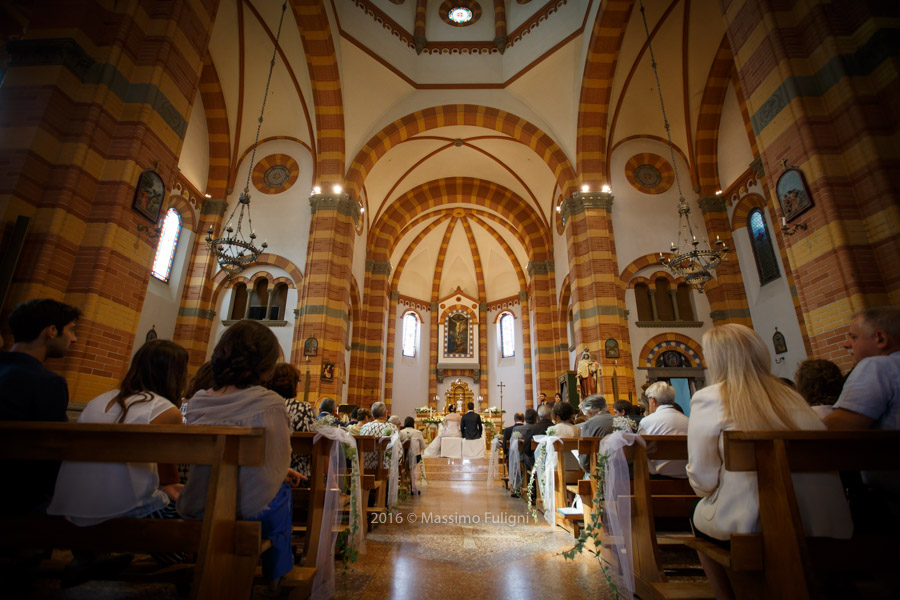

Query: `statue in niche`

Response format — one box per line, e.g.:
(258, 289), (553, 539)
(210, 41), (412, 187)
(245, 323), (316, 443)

(577, 347), (599, 398)
(446, 313), (469, 355)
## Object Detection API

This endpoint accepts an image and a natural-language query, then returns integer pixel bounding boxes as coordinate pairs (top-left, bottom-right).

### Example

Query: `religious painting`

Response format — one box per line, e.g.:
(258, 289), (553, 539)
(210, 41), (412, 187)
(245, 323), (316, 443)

(775, 167), (813, 222)
(320, 361), (334, 381)
(303, 336), (318, 357)
(605, 338), (620, 359)
(445, 312), (470, 356)
(132, 169), (166, 223)
(773, 328), (788, 355)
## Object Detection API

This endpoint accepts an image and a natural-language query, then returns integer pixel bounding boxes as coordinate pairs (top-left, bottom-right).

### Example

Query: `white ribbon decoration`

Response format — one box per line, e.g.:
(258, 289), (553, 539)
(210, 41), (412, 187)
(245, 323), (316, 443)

(598, 431), (643, 600)
(386, 429), (401, 511)
(310, 426), (365, 600)
(533, 435), (561, 527)
(508, 438), (522, 493)
(486, 437), (502, 488)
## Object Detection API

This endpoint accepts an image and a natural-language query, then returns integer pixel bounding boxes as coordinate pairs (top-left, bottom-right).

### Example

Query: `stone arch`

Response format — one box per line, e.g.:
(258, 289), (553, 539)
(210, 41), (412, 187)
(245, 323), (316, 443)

(695, 35), (735, 195)
(639, 333), (705, 368)
(211, 253), (304, 290)
(162, 194), (197, 233)
(730, 193), (768, 231)
(345, 104), (577, 200)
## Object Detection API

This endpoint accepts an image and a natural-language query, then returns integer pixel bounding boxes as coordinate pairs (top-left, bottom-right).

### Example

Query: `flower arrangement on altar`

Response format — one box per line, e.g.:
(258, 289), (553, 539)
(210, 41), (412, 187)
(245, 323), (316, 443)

(482, 419), (495, 432)
(421, 416), (443, 425)
(414, 406), (432, 414)
(485, 406), (506, 414)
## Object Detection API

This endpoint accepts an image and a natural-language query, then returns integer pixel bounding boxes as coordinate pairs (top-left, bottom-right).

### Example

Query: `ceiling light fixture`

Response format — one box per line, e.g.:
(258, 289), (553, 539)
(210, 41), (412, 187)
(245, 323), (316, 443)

(206, 1), (288, 277)
(640, 0), (726, 292)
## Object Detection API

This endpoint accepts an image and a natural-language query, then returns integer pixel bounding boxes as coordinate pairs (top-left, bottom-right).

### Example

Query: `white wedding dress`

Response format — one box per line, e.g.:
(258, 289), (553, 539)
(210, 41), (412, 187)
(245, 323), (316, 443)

(423, 414), (461, 458)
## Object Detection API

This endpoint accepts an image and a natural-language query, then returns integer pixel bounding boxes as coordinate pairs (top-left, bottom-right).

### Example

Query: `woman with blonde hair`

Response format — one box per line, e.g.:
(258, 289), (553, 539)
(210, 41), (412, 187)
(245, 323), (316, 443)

(687, 324), (851, 599)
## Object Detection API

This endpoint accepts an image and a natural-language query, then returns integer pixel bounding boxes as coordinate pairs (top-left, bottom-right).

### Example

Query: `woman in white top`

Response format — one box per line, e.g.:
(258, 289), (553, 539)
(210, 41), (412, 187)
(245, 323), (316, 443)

(49, 340), (187, 526)
(687, 324), (852, 599)
(423, 405), (462, 457)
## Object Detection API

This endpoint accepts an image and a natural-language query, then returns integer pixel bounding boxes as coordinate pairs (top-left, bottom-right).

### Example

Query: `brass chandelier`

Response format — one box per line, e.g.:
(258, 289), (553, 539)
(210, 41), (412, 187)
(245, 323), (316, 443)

(640, 0), (727, 292)
(206, 1), (288, 277)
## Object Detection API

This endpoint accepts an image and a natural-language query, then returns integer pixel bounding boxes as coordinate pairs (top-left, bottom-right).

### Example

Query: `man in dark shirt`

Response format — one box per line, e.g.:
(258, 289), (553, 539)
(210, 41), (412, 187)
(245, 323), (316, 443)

(460, 402), (483, 440)
(502, 412), (525, 464)
(0, 298), (80, 514)
(522, 404), (553, 470)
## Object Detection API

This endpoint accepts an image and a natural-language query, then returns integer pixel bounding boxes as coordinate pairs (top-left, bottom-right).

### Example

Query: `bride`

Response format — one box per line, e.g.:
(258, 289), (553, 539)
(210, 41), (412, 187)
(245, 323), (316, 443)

(423, 405), (462, 457)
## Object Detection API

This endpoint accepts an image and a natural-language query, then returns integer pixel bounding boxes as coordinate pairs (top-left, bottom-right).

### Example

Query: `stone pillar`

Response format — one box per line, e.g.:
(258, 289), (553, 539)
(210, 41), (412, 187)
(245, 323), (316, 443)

(648, 290), (659, 321)
(669, 290), (680, 321)
(296, 193), (359, 402)
(518, 289), (535, 409)
(697, 195), (751, 325)
(561, 191), (634, 401)
(263, 288), (275, 321)
(722, 0), (899, 369)
(526, 259), (562, 403)
(0, 1), (220, 402)
(353, 259), (392, 408)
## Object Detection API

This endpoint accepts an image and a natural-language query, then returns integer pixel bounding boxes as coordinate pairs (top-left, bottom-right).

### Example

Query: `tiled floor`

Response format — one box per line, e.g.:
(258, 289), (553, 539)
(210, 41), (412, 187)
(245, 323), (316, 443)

(334, 479), (618, 600)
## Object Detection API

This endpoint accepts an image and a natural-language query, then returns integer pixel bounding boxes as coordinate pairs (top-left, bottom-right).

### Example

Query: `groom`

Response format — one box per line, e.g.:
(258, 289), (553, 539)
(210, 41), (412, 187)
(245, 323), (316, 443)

(460, 402), (483, 440)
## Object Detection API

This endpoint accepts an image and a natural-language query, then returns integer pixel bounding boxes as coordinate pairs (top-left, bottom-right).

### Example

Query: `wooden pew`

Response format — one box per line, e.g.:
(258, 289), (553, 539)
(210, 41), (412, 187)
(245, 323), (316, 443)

(354, 435), (389, 531)
(288, 431), (334, 586)
(552, 438), (585, 536)
(0, 422), (267, 600)
(628, 435), (714, 600)
(686, 430), (900, 600)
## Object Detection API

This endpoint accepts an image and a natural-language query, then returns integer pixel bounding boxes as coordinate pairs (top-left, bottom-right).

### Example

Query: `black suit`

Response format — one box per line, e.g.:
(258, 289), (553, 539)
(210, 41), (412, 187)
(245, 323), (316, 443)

(503, 422), (524, 462)
(522, 417), (553, 469)
(460, 410), (483, 440)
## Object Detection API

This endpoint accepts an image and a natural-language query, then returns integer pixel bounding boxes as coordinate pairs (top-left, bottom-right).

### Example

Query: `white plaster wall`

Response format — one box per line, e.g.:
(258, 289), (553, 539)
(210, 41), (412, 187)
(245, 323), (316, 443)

(487, 305), (526, 429)
(390, 308), (432, 420)
(178, 92), (209, 193)
(207, 264), (299, 363)
(133, 226), (195, 356)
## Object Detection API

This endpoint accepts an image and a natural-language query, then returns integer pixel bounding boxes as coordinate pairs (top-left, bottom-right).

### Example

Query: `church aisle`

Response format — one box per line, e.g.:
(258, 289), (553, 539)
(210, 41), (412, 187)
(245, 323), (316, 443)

(335, 480), (617, 600)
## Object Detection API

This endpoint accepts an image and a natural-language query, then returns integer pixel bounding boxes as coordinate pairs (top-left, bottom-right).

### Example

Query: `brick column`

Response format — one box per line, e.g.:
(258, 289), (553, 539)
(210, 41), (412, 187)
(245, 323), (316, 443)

(722, 0), (900, 369)
(526, 260), (561, 401)
(296, 193), (359, 402)
(0, 1), (219, 402)
(518, 290), (535, 410)
(697, 195), (752, 326)
(352, 259), (391, 408)
(561, 191), (634, 402)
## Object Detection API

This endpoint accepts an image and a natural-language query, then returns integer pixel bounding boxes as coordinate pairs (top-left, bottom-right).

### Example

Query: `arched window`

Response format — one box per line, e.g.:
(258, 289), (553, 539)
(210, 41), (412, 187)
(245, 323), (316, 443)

(230, 283), (248, 319)
(748, 208), (780, 285)
(634, 283), (653, 321)
(151, 208), (182, 282)
(498, 312), (515, 358)
(401, 311), (419, 357)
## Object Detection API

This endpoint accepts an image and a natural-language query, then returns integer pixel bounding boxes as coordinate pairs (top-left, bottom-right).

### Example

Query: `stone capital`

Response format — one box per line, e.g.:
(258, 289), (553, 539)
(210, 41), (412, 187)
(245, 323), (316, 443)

(431, 302), (439, 312)
(200, 198), (227, 216)
(527, 259), (554, 276)
(518, 290), (529, 302)
(698, 195), (727, 214)
(750, 156), (765, 179)
(390, 290), (399, 301)
(560, 191), (614, 227)
(365, 259), (392, 275)
(309, 193), (361, 227)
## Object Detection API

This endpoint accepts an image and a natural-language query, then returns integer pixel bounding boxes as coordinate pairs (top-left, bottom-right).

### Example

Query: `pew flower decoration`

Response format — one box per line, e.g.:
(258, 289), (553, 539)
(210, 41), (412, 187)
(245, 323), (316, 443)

(546, 425), (558, 436)
(559, 449), (620, 598)
(526, 443), (548, 522)
(512, 430), (523, 440)
(313, 414), (340, 431)
(482, 420), (495, 435)
(613, 416), (637, 433)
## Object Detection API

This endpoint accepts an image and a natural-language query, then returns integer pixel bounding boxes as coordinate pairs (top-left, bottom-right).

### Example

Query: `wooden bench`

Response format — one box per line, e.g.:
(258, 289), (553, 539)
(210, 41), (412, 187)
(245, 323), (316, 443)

(551, 438), (584, 536)
(686, 430), (900, 599)
(628, 435), (713, 600)
(354, 435), (389, 531)
(0, 422), (268, 599)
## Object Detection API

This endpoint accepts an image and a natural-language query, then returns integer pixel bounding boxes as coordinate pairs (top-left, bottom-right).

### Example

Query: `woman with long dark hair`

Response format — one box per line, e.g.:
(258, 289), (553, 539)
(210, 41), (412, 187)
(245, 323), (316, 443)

(49, 339), (188, 524)
(176, 320), (303, 589)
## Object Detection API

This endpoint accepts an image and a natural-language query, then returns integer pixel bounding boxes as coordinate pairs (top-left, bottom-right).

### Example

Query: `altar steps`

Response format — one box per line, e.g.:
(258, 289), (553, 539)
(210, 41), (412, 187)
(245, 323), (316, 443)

(424, 457), (496, 481)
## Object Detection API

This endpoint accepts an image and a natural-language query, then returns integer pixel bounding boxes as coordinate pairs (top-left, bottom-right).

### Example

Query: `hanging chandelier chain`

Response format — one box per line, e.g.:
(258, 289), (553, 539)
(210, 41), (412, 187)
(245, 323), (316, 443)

(638, 0), (684, 201)
(243, 1), (289, 196)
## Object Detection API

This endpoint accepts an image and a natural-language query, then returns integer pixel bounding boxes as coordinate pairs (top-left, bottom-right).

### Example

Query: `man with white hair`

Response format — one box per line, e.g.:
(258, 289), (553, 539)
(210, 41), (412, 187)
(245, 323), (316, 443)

(578, 395), (613, 472)
(638, 381), (689, 478)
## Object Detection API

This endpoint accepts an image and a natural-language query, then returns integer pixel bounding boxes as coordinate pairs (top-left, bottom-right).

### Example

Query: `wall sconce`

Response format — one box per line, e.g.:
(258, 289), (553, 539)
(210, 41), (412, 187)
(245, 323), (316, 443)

(781, 217), (808, 236)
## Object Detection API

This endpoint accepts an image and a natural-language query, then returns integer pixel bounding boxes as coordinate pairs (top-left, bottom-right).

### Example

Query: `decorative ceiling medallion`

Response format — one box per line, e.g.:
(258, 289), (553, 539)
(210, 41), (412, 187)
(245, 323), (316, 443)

(625, 153), (674, 195)
(251, 154), (299, 194)
(440, 1), (481, 27)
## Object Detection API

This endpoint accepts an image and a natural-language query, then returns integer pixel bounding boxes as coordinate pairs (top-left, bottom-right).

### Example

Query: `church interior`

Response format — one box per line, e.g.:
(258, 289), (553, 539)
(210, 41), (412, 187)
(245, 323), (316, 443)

(1, 0), (898, 598)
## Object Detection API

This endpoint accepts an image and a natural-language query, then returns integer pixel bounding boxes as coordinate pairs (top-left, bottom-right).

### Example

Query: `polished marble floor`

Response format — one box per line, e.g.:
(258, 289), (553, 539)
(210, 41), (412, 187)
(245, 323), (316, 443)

(334, 479), (618, 600)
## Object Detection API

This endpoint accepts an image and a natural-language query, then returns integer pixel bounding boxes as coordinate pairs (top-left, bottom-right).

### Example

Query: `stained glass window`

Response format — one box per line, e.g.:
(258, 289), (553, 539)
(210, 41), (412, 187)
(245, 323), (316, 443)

(151, 208), (182, 283)
(499, 312), (515, 358)
(401, 311), (419, 357)
(448, 7), (473, 23)
(748, 208), (780, 285)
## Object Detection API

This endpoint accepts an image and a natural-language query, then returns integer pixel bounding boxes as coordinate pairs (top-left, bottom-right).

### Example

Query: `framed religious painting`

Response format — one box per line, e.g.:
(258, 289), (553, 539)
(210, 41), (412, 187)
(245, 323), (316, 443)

(303, 336), (318, 357)
(605, 338), (620, 359)
(132, 169), (166, 223)
(321, 361), (334, 381)
(775, 167), (813, 222)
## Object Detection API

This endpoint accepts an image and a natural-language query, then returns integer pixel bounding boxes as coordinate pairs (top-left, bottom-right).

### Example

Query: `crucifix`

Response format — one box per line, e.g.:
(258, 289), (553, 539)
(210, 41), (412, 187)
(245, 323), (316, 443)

(497, 381), (505, 427)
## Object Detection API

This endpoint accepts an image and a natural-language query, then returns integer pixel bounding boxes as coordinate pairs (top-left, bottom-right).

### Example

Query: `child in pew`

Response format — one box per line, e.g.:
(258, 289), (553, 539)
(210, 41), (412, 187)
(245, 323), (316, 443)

(687, 324), (852, 600)
(48, 339), (190, 575)
(176, 320), (305, 591)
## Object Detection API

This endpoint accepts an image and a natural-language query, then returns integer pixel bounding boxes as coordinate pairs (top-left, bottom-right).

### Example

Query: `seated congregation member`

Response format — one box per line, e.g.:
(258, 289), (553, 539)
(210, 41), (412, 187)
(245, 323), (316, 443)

(612, 400), (638, 432)
(794, 359), (844, 420)
(0, 298), (80, 515)
(688, 324), (852, 600)
(522, 404), (553, 470)
(359, 401), (395, 468)
(550, 401), (579, 438)
(637, 381), (689, 479)
(400, 417), (425, 463)
(177, 320), (305, 589)
(577, 395), (614, 471)
(503, 412), (525, 463)
(180, 361), (214, 422)
(347, 408), (370, 436)
(49, 340), (186, 529)
(317, 396), (337, 421)
(388, 415), (403, 430)
(266, 363), (315, 481)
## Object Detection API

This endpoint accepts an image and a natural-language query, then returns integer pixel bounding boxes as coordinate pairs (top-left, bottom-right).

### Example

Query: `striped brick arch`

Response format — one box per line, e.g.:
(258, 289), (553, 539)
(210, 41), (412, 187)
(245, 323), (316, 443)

(695, 35), (735, 195)
(162, 194), (197, 233)
(251, 154), (299, 194)
(345, 104), (577, 200)
(639, 333), (705, 368)
(369, 178), (551, 262)
(211, 253), (304, 290)
(730, 193), (767, 231)
(624, 153), (674, 194)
